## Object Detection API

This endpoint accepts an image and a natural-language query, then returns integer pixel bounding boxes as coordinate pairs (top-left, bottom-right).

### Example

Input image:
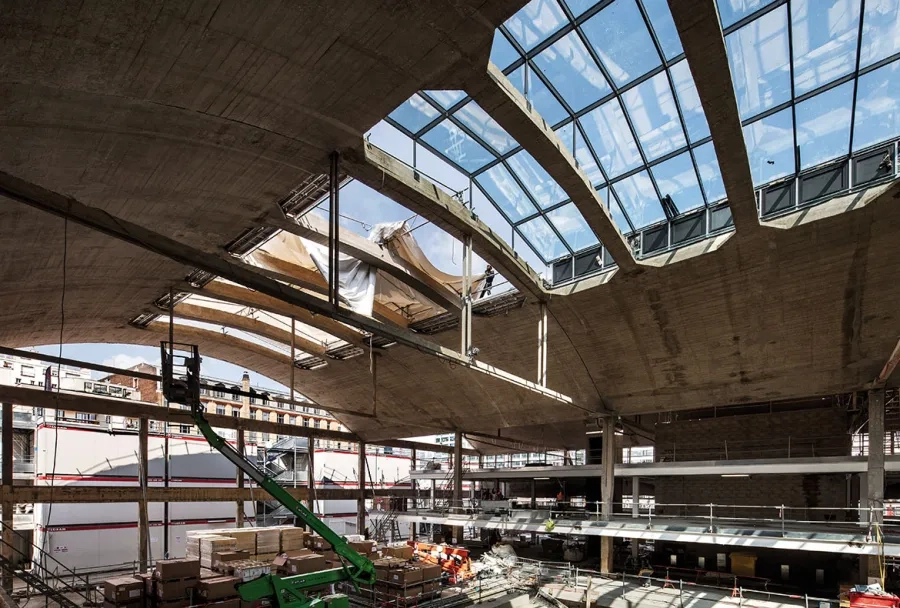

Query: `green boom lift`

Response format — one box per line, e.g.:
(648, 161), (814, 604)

(160, 342), (377, 608)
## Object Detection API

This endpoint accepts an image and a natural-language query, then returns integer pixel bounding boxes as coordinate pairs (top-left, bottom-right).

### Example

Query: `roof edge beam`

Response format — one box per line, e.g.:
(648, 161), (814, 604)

(342, 143), (549, 301)
(467, 62), (638, 272)
(668, 0), (762, 237)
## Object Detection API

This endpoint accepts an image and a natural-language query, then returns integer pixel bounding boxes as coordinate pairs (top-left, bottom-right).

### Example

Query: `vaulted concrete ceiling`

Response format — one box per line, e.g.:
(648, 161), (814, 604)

(1, 0), (898, 450)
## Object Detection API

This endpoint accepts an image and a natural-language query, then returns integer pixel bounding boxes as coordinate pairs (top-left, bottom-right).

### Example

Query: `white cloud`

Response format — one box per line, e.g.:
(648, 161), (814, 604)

(101, 354), (155, 370)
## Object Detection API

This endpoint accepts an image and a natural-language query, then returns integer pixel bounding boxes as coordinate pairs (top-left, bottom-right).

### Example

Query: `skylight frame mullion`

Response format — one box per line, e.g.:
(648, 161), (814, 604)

(848, 0), (869, 157)
(721, 0), (788, 36)
(785, 0), (800, 177)
(634, 0), (707, 210)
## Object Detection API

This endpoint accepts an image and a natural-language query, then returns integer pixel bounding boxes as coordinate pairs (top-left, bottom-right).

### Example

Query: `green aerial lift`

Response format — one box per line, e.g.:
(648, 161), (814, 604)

(160, 343), (377, 608)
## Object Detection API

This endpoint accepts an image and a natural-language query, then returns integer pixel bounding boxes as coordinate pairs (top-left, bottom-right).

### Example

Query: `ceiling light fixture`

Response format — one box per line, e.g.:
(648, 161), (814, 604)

(720, 474), (750, 478)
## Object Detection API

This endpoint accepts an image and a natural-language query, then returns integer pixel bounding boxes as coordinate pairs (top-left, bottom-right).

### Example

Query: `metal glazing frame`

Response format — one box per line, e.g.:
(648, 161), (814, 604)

(383, 0), (900, 284)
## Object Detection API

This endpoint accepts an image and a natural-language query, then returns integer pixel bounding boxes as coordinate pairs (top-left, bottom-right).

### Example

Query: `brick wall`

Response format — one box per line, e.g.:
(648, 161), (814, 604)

(104, 362), (159, 404)
(654, 473), (849, 520)
(655, 406), (850, 461)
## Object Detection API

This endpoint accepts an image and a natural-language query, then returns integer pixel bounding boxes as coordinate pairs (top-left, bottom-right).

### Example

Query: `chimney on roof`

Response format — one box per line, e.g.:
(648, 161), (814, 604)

(241, 371), (251, 418)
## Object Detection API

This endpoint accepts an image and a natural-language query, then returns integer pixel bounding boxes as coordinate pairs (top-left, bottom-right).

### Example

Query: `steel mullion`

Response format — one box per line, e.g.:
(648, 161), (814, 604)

(721, 0), (788, 36)
(786, 0), (800, 178)
(849, 0), (870, 156)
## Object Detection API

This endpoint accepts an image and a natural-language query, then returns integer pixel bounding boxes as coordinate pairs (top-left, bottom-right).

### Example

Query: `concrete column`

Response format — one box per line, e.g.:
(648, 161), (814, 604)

(600, 417), (615, 573)
(2, 403), (13, 592)
(358, 441), (366, 537)
(138, 416), (150, 572)
(453, 431), (464, 544)
(865, 389), (885, 582)
(236, 429), (245, 528)
(631, 476), (640, 559)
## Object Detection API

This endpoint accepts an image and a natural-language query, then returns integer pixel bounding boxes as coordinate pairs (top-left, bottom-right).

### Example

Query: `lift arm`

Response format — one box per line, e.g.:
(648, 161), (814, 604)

(160, 343), (377, 605)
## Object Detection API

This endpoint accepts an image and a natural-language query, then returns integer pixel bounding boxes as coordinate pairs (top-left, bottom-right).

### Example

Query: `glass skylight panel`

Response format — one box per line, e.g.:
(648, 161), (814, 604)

(612, 171), (666, 228)
(547, 203), (599, 252)
(563, 0), (597, 18)
(650, 152), (706, 212)
(669, 60), (711, 143)
(472, 184), (514, 244)
(601, 187), (634, 233)
(475, 164), (540, 222)
(519, 216), (568, 261)
(579, 98), (643, 178)
(507, 150), (568, 209)
(742, 107), (795, 185)
(367, 121), (413, 165)
(424, 90), (466, 110)
(505, 0), (569, 51)
(389, 94), (439, 134)
(414, 143), (470, 197)
(556, 121), (605, 186)
(453, 102), (519, 154)
(642, 0), (684, 60)
(717, 0), (778, 29)
(795, 81), (854, 170)
(791, 0), (861, 95)
(421, 119), (494, 172)
(510, 66), (569, 126)
(859, 0), (900, 69)
(692, 142), (727, 203)
(533, 32), (612, 112)
(581, 0), (662, 87)
(726, 4), (792, 120)
(622, 71), (687, 160)
(852, 59), (900, 151)
(490, 30), (521, 70)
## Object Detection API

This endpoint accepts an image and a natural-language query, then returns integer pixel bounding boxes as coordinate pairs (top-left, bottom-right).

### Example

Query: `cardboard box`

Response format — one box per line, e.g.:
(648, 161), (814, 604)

(255, 552), (278, 563)
(401, 585), (423, 600)
(211, 551), (249, 571)
(388, 566), (423, 585)
(307, 535), (329, 551)
(382, 545), (413, 560)
(155, 578), (197, 601)
(285, 554), (326, 575)
(232, 561), (271, 583)
(154, 559), (201, 581)
(273, 550), (313, 572)
(200, 567), (219, 580)
(321, 550), (337, 563)
(420, 564), (441, 581)
(103, 577), (144, 604)
(349, 541), (375, 555)
(134, 573), (154, 597)
(422, 581), (440, 594)
(197, 577), (239, 601)
(103, 601), (140, 608)
(208, 599), (240, 608)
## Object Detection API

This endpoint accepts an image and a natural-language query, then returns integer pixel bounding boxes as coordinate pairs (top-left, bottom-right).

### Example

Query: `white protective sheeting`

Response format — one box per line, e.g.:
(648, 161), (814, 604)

(304, 239), (377, 317)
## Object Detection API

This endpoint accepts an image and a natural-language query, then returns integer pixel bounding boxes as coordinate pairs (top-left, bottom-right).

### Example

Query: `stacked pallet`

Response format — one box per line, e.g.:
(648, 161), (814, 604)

(198, 537), (236, 569)
(254, 528), (280, 560)
(153, 558), (200, 608)
(103, 576), (143, 608)
(278, 527), (307, 552)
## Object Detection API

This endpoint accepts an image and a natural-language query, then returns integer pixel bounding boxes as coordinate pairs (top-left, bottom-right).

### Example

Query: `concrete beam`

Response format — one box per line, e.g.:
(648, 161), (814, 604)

(0, 384), (473, 456)
(250, 251), (410, 328)
(667, 0), (761, 236)
(467, 63), (637, 272)
(343, 143), (549, 300)
(173, 302), (329, 357)
(267, 213), (460, 315)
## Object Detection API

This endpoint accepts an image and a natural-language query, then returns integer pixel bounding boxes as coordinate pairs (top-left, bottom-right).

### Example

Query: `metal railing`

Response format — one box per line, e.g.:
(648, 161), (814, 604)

(656, 434), (852, 461)
(399, 497), (900, 538)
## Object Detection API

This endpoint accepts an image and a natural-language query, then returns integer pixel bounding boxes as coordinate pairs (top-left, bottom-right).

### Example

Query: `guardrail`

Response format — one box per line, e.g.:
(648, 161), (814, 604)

(655, 434), (852, 462)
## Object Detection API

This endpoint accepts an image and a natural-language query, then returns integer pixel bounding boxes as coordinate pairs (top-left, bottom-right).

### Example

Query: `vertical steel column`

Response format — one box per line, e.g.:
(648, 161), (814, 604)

(165, 291), (173, 558)
(410, 448), (417, 541)
(138, 416), (150, 572)
(308, 437), (316, 519)
(290, 318), (296, 408)
(453, 431), (464, 544)
(631, 476), (640, 559)
(460, 235), (473, 356)
(537, 303), (548, 387)
(1, 403), (13, 591)
(357, 441), (366, 536)
(236, 429), (245, 528)
(328, 152), (341, 309)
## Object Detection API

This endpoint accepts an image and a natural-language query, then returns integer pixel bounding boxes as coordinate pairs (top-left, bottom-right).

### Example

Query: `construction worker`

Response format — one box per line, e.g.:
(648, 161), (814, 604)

(480, 265), (495, 299)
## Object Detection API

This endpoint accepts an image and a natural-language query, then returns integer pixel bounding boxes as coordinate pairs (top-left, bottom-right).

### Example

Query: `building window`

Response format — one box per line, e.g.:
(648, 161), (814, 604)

(214, 384), (226, 399)
(21, 365), (34, 377)
(277, 414), (285, 424)
(302, 418), (309, 427)
(289, 416), (296, 425)
(262, 433), (270, 442)
(180, 424), (191, 434)
(216, 405), (225, 416)
(250, 410), (257, 420)
(313, 419), (320, 429)
(232, 409), (240, 418)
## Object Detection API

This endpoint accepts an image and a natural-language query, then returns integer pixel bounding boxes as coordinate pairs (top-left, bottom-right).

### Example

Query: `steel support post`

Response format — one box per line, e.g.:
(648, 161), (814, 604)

(537, 302), (548, 386)
(631, 476), (640, 559)
(357, 441), (366, 536)
(1, 403), (12, 591)
(410, 448), (417, 541)
(308, 437), (317, 519)
(328, 152), (341, 308)
(460, 235), (473, 356)
(236, 429), (245, 528)
(138, 416), (150, 572)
